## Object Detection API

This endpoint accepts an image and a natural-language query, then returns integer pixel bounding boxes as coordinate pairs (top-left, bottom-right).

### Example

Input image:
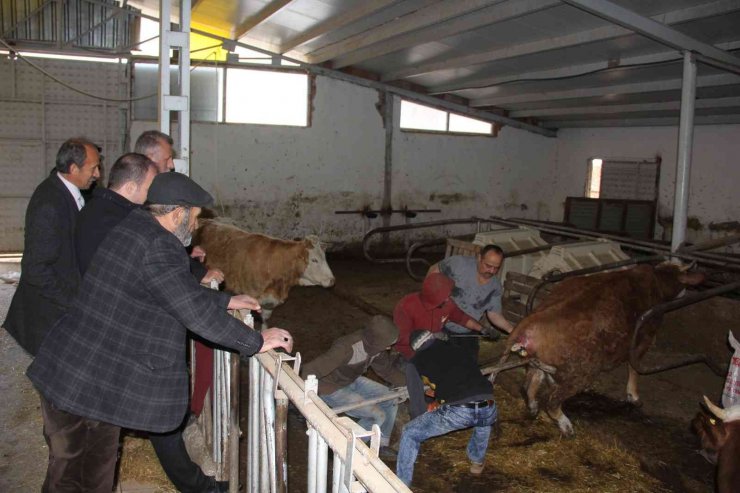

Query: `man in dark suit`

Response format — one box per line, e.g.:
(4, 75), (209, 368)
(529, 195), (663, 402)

(75, 152), (157, 275)
(27, 172), (294, 493)
(76, 154), (227, 493)
(3, 137), (100, 355)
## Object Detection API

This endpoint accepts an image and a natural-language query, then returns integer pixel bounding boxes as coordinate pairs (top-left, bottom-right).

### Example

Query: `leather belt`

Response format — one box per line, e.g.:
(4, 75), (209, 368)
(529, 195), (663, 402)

(455, 399), (493, 409)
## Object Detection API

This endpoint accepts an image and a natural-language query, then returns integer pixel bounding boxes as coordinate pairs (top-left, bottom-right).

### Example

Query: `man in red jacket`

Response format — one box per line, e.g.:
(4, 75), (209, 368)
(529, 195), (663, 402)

(392, 273), (487, 360)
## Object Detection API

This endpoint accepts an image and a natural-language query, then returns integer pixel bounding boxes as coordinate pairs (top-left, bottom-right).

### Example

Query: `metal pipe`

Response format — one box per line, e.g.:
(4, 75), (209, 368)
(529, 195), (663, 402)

(317, 437), (329, 493)
(248, 357), (260, 492)
(213, 349), (222, 465)
(381, 92), (394, 241)
(525, 255), (665, 315)
(229, 352), (239, 493)
(258, 366), (269, 491)
(331, 388), (408, 414)
(331, 453), (341, 493)
(405, 238), (445, 280)
(255, 351), (411, 491)
(672, 51), (697, 252)
(629, 280), (740, 376)
(498, 217), (740, 270)
(263, 370), (277, 493)
(307, 427), (318, 493)
(363, 217), (507, 263)
(275, 390), (289, 493)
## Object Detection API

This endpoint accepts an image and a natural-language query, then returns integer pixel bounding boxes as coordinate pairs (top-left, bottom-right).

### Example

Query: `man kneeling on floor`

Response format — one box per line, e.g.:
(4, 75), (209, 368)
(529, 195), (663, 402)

(301, 315), (406, 459)
(396, 330), (498, 486)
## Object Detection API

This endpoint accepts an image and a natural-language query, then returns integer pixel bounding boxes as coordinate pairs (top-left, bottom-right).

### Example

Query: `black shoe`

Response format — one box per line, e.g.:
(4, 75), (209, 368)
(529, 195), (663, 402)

(205, 478), (230, 493)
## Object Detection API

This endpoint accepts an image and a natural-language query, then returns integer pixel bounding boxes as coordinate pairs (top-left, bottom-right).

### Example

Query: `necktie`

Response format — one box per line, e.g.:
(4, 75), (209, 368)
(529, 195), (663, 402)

(77, 195), (85, 210)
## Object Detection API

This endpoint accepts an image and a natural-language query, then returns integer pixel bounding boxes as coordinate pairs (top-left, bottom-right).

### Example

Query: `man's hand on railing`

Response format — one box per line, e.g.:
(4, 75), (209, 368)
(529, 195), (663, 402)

(228, 294), (261, 312)
(260, 327), (294, 353)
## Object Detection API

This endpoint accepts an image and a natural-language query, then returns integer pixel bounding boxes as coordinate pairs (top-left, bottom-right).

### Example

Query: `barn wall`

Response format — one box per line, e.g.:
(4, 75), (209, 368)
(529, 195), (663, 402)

(133, 75), (557, 247)
(552, 125), (740, 245)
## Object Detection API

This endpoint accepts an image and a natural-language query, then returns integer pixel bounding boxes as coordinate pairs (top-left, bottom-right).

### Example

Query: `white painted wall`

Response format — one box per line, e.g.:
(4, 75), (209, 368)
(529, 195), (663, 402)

(133, 75), (557, 247)
(133, 73), (738, 250)
(552, 125), (740, 245)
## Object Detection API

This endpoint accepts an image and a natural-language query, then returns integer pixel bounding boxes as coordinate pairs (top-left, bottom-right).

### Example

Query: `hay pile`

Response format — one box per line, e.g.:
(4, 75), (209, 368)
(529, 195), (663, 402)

(409, 388), (670, 493)
(118, 435), (175, 493)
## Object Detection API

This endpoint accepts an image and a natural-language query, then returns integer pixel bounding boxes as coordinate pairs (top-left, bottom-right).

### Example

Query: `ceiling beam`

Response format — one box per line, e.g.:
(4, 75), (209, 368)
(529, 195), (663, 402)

(278, 0), (398, 53)
(232, 0), (293, 40)
(509, 96), (740, 117)
(75, 0), (554, 137)
(471, 73), (740, 106)
(382, 0), (740, 82)
(429, 39), (740, 94)
(562, 0), (740, 69)
(305, 0), (558, 66)
(545, 114), (740, 128)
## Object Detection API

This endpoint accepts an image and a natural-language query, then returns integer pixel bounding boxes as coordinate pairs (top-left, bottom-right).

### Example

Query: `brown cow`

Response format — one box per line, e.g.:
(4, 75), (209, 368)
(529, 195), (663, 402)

(499, 263), (704, 435)
(692, 397), (740, 492)
(194, 220), (335, 322)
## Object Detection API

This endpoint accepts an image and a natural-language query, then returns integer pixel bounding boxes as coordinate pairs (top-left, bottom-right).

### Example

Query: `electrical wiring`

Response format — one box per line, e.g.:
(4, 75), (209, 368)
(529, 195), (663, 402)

(0, 37), (156, 102)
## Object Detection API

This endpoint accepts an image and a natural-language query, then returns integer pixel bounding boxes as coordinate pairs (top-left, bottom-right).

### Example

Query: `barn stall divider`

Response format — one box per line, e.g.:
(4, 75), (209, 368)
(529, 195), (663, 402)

(199, 302), (412, 493)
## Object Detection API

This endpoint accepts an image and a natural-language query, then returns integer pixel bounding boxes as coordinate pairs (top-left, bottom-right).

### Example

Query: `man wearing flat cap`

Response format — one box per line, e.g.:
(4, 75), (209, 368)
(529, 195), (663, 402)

(27, 172), (294, 493)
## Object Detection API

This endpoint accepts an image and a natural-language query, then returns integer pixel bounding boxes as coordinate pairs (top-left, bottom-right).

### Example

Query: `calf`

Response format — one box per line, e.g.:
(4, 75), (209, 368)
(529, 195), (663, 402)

(693, 397), (740, 492)
(499, 263), (703, 435)
(194, 220), (335, 321)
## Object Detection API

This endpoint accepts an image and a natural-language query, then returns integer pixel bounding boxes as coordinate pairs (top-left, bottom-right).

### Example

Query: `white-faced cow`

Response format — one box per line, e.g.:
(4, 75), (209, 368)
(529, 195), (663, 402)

(499, 263), (704, 436)
(194, 219), (335, 322)
(692, 397), (740, 492)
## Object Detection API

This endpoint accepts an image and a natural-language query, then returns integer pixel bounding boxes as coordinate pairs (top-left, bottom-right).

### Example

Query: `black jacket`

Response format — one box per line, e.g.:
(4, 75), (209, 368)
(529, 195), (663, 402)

(75, 187), (138, 276)
(3, 173), (81, 355)
(28, 209), (263, 433)
(407, 339), (493, 417)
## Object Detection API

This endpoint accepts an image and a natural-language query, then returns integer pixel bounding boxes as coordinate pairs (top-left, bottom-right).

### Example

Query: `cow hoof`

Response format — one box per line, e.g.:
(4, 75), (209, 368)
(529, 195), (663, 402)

(556, 415), (574, 437)
(626, 395), (643, 408)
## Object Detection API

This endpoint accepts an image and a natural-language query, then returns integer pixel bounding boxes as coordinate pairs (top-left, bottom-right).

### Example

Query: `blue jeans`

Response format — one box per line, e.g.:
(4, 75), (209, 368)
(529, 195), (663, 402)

(321, 376), (398, 446)
(396, 402), (497, 486)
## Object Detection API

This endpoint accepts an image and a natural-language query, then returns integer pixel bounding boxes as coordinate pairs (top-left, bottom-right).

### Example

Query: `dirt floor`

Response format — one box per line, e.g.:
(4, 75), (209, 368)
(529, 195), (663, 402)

(267, 257), (728, 493)
(1, 255), (735, 492)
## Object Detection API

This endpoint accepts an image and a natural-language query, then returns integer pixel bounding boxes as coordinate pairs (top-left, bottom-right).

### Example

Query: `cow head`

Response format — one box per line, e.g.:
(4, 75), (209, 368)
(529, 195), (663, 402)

(299, 235), (335, 288)
(653, 262), (705, 300)
(694, 397), (740, 461)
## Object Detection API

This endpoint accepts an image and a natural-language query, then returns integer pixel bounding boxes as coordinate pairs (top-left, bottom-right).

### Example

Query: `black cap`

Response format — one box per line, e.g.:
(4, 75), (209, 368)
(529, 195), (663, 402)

(146, 172), (214, 207)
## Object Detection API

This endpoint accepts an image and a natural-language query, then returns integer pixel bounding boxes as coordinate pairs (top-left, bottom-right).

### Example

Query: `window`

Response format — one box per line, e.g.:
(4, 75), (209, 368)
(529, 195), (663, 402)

(399, 100), (493, 135)
(586, 158), (603, 198)
(224, 68), (308, 126)
(585, 157), (660, 201)
(132, 61), (309, 127)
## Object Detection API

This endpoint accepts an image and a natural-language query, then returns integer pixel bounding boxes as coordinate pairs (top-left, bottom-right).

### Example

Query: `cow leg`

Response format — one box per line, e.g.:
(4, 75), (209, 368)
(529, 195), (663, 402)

(545, 382), (579, 437)
(259, 309), (272, 330)
(626, 364), (642, 407)
(524, 367), (545, 418)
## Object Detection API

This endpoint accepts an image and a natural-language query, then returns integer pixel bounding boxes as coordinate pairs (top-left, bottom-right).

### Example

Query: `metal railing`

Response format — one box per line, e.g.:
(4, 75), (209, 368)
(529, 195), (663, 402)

(629, 280), (740, 376)
(201, 309), (411, 493)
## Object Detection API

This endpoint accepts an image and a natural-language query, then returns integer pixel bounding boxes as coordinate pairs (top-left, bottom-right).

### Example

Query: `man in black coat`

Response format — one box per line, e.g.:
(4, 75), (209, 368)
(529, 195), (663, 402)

(75, 152), (157, 275)
(3, 137), (100, 355)
(76, 153), (226, 493)
(27, 172), (294, 492)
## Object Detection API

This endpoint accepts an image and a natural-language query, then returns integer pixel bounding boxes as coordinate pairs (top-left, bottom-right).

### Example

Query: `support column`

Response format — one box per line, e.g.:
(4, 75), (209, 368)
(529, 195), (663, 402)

(381, 92), (394, 245)
(671, 51), (696, 252)
(158, 0), (191, 175)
